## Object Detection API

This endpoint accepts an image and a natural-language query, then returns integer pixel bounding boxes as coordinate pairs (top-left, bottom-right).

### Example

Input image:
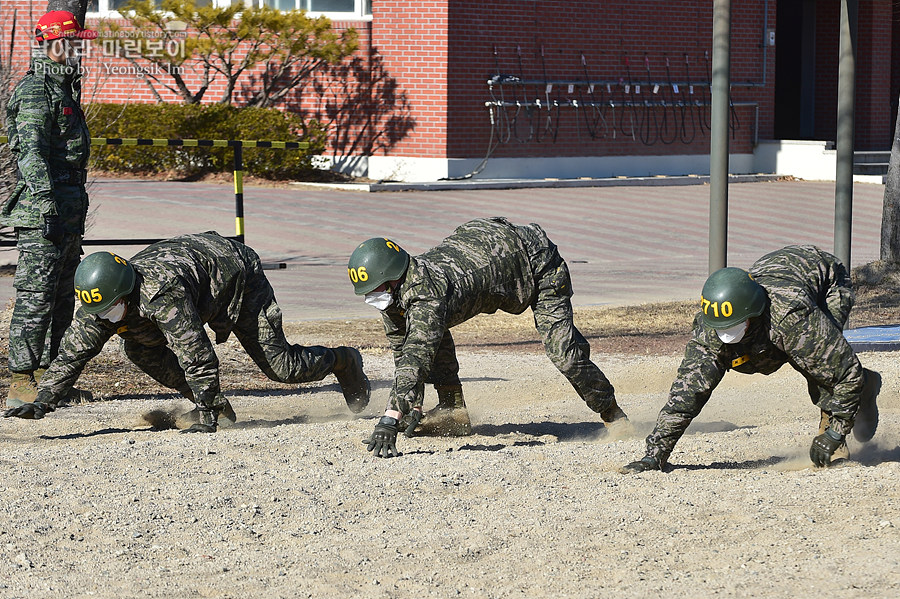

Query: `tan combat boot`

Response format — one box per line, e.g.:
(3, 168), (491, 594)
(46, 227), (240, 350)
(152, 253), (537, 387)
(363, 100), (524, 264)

(33, 368), (94, 404)
(818, 411), (850, 461)
(176, 398), (238, 430)
(600, 399), (634, 438)
(599, 399), (629, 423)
(417, 384), (473, 437)
(6, 372), (38, 408)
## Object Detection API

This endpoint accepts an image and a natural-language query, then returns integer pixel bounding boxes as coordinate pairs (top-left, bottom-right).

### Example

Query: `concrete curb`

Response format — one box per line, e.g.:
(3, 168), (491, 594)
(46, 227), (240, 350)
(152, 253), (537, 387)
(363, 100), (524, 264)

(292, 173), (783, 193)
(845, 326), (900, 352)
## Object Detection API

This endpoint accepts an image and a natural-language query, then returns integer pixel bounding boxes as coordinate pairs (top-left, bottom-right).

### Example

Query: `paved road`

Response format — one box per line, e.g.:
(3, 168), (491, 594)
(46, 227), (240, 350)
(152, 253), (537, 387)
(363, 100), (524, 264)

(0, 179), (887, 321)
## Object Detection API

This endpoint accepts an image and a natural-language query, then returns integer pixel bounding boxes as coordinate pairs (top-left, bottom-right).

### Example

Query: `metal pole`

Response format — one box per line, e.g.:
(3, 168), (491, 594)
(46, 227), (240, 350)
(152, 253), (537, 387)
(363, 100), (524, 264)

(709, 0), (731, 273)
(834, 0), (857, 268)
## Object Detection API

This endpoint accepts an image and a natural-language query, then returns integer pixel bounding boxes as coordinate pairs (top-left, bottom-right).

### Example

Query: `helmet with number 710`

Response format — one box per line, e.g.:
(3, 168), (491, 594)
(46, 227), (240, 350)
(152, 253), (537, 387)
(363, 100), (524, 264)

(74, 252), (136, 314)
(347, 237), (410, 295)
(699, 267), (767, 329)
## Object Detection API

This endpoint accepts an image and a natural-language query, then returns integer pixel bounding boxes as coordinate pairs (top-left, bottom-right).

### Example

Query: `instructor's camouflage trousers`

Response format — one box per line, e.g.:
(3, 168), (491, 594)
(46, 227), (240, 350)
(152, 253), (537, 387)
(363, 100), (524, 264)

(8, 228), (82, 372)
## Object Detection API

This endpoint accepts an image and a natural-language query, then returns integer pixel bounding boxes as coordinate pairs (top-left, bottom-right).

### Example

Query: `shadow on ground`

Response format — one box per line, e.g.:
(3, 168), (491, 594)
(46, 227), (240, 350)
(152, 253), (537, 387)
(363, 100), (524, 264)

(472, 420), (607, 441)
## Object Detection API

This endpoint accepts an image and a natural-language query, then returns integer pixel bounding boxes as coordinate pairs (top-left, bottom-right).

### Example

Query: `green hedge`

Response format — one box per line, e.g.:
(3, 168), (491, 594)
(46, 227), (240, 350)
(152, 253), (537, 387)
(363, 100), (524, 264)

(86, 103), (327, 180)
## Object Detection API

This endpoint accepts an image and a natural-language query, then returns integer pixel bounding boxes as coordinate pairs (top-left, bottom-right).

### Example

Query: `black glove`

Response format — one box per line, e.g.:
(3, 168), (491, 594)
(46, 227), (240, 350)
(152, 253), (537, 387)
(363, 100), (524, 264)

(3, 401), (55, 420)
(180, 408), (217, 434)
(41, 214), (64, 244)
(400, 407), (423, 438)
(619, 456), (661, 474)
(363, 416), (400, 458)
(810, 428), (844, 467)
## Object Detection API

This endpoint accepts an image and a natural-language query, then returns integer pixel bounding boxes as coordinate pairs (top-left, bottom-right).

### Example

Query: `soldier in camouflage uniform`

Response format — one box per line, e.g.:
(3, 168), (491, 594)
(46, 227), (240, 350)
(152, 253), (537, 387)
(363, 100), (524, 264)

(3, 232), (371, 432)
(621, 245), (881, 473)
(1, 12), (96, 406)
(347, 217), (629, 458)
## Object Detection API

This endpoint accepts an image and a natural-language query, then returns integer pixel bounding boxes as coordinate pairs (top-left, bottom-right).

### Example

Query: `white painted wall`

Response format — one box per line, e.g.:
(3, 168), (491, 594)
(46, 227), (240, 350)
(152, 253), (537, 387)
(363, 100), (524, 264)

(315, 140), (876, 183)
(753, 140), (837, 180)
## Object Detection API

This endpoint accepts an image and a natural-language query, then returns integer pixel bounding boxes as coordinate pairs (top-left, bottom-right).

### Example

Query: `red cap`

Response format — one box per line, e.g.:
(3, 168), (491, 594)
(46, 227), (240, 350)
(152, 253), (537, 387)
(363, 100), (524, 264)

(34, 11), (98, 41)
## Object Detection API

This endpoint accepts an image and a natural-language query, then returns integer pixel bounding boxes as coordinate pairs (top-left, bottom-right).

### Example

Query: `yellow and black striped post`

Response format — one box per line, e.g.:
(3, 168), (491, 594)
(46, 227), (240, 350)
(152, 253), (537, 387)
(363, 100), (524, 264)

(233, 142), (245, 243)
(0, 136), (308, 248)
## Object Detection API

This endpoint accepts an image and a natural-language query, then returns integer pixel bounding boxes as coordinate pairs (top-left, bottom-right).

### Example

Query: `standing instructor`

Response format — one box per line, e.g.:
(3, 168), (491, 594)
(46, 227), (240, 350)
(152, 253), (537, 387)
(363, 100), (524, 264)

(1, 11), (96, 406)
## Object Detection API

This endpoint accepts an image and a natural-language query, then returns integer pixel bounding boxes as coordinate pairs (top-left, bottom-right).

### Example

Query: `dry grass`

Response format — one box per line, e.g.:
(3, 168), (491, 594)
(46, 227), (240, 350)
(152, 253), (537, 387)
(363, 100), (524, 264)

(0, 300), (699, 402)
(282, 300), (699, 356)
(1, 261), (899, 401)
(848, 260), (900, 327)
(278, 260), (900, 354)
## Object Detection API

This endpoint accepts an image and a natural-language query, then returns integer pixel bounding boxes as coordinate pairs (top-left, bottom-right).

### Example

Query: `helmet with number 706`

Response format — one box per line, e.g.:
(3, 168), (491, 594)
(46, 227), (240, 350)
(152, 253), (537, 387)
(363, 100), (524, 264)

(347, 237), (410, 295)
(74, 252), (136, 314)
(699, 267), (767, 328)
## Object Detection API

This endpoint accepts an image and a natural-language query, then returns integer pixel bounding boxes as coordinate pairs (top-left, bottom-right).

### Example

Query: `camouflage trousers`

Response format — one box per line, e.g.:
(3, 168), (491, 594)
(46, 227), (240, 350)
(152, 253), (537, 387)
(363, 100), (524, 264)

(8, 228), (82, 373)
(531, 250), (616, 412)
(122, 269), (336, 396)
(412, 331), (462, 399)
(426, 241), (615, 411)
(801, 268), (854, 411)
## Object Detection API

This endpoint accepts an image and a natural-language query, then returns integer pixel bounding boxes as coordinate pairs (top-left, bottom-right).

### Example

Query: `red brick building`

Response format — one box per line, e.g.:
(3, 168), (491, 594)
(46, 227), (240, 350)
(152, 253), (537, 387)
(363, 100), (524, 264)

(2, 1), (899, 182)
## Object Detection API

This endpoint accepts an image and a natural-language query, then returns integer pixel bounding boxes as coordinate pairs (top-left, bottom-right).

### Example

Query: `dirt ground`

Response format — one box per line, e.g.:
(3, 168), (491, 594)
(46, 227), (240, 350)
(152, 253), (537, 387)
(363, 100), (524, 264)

(0, 286), (898, 597)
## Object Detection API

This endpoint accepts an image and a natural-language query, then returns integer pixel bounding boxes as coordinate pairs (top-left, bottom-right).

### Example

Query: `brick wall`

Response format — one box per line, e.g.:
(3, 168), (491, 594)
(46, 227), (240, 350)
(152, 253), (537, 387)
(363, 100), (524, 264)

(1, 2), (42, 77)
(856, 1), (893, 150)
(815, 0), (892, 150)
(369, 0), (449, 158)
(3, 0), (895, 162)
(1, 2), (377, 154)
(443, 0), (773, 159)
(893, 2), (900, 136)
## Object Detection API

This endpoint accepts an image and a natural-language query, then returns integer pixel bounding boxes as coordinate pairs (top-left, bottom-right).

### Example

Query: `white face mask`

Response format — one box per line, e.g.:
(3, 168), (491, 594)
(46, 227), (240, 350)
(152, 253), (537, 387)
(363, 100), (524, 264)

(716, 320), (749, 344)
(97, 300), (126, 323)
(364, 291), (394, 311)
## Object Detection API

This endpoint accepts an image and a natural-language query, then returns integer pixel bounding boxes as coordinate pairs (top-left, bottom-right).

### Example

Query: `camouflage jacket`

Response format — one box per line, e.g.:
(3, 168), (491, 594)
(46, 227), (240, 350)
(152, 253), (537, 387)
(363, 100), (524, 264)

(1, 52), (90, 230)
(381, 217), (543, 413)
(39, 232), (259, 403)
(646, 245), (864, 464)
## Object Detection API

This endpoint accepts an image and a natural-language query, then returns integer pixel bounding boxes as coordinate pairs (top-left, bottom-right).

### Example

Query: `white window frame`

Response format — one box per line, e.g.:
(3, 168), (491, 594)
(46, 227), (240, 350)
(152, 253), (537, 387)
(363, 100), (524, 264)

(87, 0), (372, 21)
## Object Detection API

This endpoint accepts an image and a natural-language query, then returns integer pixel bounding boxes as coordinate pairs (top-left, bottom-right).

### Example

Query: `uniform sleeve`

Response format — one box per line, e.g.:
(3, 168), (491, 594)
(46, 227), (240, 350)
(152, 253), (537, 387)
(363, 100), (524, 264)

(12, 80), (56, 214)
(149, 289), (221, 400)
(645, 328), (728, 465)
(381, 309), (407, 367)
(823, 260), (855, 328)
(388, 298), (448, 414)
(37, 311), (115, 403)
(778, 308), (863, 435)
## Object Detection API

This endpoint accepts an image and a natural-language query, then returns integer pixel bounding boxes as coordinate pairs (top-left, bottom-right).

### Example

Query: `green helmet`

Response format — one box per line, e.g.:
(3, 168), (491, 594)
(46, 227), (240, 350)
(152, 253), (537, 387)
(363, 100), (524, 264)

(699, 267), (767, 328)
(74, 252), (136, 314)
(347, 237), (410, 295)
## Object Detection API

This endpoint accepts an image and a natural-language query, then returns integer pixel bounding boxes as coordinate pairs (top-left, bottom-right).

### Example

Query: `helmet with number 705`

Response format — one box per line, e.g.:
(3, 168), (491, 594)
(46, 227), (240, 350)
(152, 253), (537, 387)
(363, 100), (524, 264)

(699, 267), (767, 328)
(74, 252), (136, 314)
(347, 237), (410, 295)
